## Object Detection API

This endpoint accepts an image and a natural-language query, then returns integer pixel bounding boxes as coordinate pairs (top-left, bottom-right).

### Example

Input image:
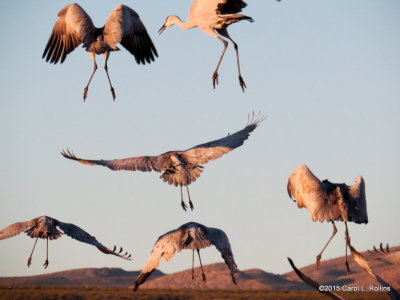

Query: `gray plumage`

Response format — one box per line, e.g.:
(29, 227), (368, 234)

(42, 3), (158, 101)
(0, 216), (131, 268)
(287, 164), (367, 272)
(133, 222), (237, 291)
(61, 113), (264, 211)
(158, 0), (256, 91)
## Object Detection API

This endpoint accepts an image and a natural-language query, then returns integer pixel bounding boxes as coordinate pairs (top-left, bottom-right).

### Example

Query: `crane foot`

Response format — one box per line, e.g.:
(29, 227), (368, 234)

(316, 255), (322, 269)
(27, 257), (32, 268)
(43, 259), (49, 269)
(181, 200), (188, 212)
(212, 72), (219, 89)
(83, 87), (89, 101)
(189, 200), (194, 211)
(110, 87), (116, 101)
(239, 75), (246, 92)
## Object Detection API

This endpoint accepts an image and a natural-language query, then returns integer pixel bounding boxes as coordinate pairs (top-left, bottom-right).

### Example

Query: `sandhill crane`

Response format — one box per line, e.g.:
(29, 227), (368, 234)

(42, 3), (158, 101)
(158, 0), (255, 92)
(61, 112), (264, 211)
(133, 222), (237, 291)
(0, 216), (132, 268)
(287, 164), (367, 272)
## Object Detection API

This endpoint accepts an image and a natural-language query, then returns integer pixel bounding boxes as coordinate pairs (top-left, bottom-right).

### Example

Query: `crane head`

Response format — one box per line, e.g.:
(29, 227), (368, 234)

(158, 16), (177, 35)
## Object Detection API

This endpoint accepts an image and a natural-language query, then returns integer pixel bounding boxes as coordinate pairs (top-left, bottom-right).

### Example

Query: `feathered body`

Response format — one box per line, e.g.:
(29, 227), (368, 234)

(134, 222), (237, 291)
(158, 0), (256, 91)
(0, 216), (131, 268)
(287, 164), (368, 271)
(287, 164), (367, 224)
(42, 3), (158, 100)
(62, 113), (264, 210)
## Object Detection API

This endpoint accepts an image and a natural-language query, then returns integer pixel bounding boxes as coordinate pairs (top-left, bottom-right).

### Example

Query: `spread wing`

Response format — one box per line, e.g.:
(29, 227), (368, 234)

(0, 218), (38, 240)
(287, 164), (343, 222)
(61, 149), (162, 173)
(134, 228), (188, 291)
(346, 176), (368, 223)
(181, 113), (264, 165)
(205, 227), (237, 284)
(55, 220), (131, 260)
(190, 0), (247, 19)
(42, 3), (96, 64)
(103, 5), (158, 64)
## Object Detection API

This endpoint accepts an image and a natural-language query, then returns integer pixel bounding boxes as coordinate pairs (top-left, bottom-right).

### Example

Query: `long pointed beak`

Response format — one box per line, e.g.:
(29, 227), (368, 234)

(158, 24), (167, 35)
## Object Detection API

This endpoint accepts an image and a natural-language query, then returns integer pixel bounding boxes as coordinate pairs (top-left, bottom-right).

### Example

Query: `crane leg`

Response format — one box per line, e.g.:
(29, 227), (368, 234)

(344, 222), (350, 273)
(191, 249), (195, 280)
(223, 33), (246, 92)
(104, 52), (116, 101)
(217, 29), (246, 92)
(186, 186), (194, 211)
(43, 237), (49, 269)
(84, 53), (98, 101)
(196, 249), (206, 283)
(212, 36), (229, 89)
(27, 237), (39, 267)
(180, 186), (187, 211)
(316, 221), (337, 269)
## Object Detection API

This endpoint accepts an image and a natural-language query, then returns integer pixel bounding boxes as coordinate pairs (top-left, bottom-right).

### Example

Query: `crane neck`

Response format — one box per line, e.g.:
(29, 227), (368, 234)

(172, 16), (196, 30)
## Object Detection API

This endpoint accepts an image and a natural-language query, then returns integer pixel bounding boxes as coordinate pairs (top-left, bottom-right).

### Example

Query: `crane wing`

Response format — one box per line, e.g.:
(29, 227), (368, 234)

(190, 0), (247, 19)
(42, 3), (96, 64)
(287, 165), (343, 222)
(55, 220), (131, 260)
(0, 218), (38, 240)
(346, 177), (368, 223)
(61, 149), (161, 173)
(134, 228), (189, 291)
(181, 113), (264, 165)
(104, 5), (158, 64)
(205, 227), (238, 284)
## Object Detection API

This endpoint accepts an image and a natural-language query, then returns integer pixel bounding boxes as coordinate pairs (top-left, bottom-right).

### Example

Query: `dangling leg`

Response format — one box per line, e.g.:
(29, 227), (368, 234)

(191, 249), (195, 280)
(186, 186), (194, 211)
(83, 52), (97, 101)
(180, 186), (187, 211)
(316, 221), (337, 269)
(196, 249), (206, 283)
(104, 52), (116, 101)
(27, 237), (39, 267)
(43, 237), (49, 269)
(212, 34), (229, 89)
(344, 222), (350, 273)
(217, 29), (246, 92)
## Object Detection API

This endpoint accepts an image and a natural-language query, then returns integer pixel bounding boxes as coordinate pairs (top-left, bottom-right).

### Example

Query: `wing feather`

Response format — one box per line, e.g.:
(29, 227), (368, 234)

(346, 176), (368, 223)
(61, 149), (161, 173)
(134, 228), (187, 290)
(287, 164), (343, 222)
(0, 218), (38, 240)
(205, 227), (237, 284)
(55, 220), (130, 260)
(43, 4), (96, 64)
(103, 5), (158, 64)
(181, 113), (264, 165)
(190, 0), (247, 19)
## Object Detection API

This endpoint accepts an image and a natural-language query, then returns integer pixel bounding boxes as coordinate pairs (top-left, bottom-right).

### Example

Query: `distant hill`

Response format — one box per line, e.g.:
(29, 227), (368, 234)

(0, 268), (164, 287)
(0, 246), (398, 290)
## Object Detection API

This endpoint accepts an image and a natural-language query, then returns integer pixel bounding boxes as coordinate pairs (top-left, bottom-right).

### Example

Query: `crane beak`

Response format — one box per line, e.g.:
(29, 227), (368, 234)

(158, 23), (167, 35)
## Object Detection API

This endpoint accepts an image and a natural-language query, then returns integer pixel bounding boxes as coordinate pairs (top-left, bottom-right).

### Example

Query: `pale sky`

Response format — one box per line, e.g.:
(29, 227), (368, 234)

(0, 0), (399, 279)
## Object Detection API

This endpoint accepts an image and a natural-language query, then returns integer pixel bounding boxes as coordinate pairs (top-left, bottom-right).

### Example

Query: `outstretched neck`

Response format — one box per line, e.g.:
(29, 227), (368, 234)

(171, 16), (196, 30)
